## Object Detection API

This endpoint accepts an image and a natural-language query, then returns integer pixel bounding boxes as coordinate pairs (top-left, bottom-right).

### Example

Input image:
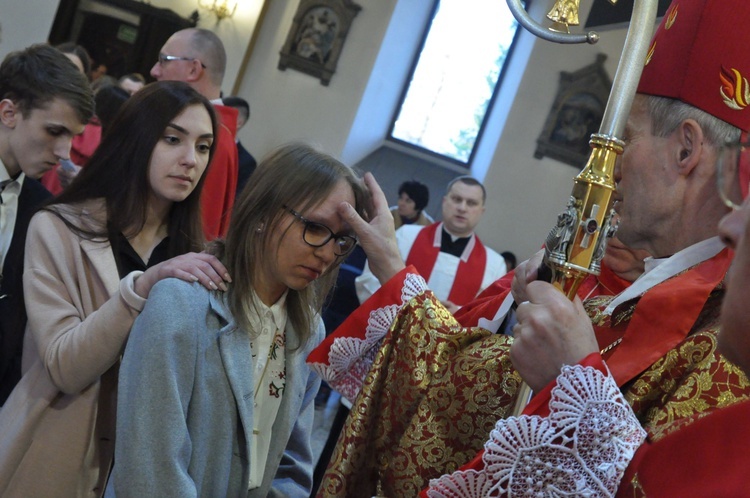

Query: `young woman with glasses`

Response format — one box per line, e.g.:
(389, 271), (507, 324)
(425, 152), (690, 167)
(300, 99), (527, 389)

(106, 143), (368, 497)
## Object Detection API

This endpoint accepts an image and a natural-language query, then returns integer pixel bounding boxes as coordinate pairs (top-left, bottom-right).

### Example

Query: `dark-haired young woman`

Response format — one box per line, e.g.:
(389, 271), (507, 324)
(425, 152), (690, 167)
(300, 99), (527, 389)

(0, 81), (230, 497)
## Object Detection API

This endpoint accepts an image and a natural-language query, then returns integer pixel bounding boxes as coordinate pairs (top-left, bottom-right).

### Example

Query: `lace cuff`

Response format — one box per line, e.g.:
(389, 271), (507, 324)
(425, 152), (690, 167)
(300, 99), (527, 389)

(308, 270), (428, 403)
(427, 364), (646, 498)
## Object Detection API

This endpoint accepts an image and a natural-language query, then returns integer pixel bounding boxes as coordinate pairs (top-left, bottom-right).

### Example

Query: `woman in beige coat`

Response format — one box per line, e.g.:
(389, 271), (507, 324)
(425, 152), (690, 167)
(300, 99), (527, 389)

(0, 81), (230, 497)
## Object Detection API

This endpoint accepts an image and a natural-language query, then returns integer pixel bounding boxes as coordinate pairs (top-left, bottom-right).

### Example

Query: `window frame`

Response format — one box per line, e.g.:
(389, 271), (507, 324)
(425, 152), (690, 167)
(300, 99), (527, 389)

(386, 0), (526, 167)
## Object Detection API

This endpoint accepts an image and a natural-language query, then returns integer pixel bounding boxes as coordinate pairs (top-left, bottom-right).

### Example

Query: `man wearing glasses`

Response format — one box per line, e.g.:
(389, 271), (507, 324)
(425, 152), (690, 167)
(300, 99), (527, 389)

(151, 28), (239, 240)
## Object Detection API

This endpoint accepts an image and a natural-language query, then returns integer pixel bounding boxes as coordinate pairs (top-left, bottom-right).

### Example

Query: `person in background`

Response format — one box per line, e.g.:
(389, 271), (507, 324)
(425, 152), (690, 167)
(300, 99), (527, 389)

(118, 73), (145, 95)
(93, 85), (130, 134)
(106, 143), (368, 497)
(357, 175), (506, 313)
(390, 180), (433, 230)
(89, 62), (108, 83)
(41, 43), (100, 195)
(0, 44), (93, 406)
(152, 28), (239, 240)
(0, 81), (230, 497)
(55, 42), (91, 77)
(45, 83), (131, 195)
(223, 95), (257, 197)
(501, 250), (517, 271)
(91, 74), (118, 94)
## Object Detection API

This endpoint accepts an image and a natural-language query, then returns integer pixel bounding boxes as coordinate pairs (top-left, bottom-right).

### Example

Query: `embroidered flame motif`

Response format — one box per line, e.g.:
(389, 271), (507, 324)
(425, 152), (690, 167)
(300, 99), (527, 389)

(720, 67), (750, 110)
(645, 41), (656, 66)
(664, 4), (678, 29)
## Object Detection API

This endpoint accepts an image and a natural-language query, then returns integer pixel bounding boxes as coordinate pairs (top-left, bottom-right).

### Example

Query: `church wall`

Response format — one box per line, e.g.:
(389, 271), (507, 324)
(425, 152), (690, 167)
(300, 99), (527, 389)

(0, 0), (650, 262)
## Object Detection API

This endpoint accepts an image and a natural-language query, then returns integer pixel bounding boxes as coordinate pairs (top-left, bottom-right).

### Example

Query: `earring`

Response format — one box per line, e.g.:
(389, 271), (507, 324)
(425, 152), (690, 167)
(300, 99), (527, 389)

(256, 223), (264, 233)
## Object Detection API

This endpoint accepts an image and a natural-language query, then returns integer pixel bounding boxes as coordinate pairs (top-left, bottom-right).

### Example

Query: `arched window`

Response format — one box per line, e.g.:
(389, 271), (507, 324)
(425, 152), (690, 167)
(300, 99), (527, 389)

(388, 0), (523, 166)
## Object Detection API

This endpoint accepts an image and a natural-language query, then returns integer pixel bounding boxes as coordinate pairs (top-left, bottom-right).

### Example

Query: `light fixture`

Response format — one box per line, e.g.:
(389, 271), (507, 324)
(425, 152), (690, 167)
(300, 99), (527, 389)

(198, 0), (238, 21)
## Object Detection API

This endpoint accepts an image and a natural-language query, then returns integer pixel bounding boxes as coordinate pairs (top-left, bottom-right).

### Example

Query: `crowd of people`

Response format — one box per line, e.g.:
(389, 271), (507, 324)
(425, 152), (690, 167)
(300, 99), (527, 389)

(1, 0), (750, 496)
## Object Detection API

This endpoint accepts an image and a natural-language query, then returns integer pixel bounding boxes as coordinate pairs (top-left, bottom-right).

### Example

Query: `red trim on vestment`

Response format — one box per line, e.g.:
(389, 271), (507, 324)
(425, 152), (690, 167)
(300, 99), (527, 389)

(405, 223), (487, 305)
(306, 266), (415, 365)
(606, 248), (731, 384)
(617, 399), (750, 497)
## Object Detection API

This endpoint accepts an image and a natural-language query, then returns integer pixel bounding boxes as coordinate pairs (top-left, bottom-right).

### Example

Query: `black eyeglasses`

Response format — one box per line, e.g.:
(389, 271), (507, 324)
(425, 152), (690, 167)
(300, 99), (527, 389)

(285, 206), (357, 256)
(157, 53), (207, 69)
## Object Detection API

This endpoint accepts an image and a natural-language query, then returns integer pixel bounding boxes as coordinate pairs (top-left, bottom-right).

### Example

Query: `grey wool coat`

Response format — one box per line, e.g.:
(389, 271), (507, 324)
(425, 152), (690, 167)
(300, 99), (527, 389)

(105, 278), (323, 498)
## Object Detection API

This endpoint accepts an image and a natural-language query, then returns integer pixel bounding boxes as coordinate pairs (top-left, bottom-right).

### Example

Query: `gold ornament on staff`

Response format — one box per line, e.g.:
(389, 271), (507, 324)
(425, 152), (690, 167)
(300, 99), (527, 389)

(504, 0), (659, 415)
(548, 0), (581, 33)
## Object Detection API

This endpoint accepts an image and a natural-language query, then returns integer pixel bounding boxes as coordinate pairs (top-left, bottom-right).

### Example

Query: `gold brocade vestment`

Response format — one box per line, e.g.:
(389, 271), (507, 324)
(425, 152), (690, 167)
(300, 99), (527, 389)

(317, 292), (521, 498)
(314, 251), (750, 497)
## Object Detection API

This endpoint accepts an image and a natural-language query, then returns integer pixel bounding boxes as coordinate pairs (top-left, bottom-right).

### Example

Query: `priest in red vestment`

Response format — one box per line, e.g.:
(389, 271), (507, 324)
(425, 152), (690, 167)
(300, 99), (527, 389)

(309, 1), (750, 495)
(356, 176), (506, 313)
(429, 3), (750, 492)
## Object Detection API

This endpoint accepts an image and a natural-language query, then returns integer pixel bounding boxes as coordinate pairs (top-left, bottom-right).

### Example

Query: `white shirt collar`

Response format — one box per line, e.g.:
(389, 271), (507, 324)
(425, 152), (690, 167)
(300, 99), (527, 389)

(603, 236), (726, 314)
(1, 158), (26, 273)
(0, 158), (25, 187)
(0, 159), (10, 183)
(247, 289), (289, 334)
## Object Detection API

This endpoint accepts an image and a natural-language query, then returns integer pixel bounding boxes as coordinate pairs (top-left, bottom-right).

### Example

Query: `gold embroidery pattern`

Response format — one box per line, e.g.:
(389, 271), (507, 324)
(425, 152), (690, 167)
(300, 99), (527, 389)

(583, 295), (614, 327)
(582, 294), (636, 328)
(317, 270), (745, 497)
(317, 292), (521, 497)
(626, 329), (750, 442)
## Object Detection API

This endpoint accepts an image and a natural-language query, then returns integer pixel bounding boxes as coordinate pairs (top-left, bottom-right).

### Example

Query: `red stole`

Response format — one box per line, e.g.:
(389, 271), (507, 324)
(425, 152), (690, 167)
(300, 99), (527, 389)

(405, 223), (487, 305)
(605, 247), (731, 384)
(453, 259), (633, 329)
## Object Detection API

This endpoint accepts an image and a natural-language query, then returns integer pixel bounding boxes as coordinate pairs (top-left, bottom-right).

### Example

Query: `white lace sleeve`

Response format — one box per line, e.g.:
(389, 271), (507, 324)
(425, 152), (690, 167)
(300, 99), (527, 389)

(427, 364), (646, 498)
(310, 272), (428, 403)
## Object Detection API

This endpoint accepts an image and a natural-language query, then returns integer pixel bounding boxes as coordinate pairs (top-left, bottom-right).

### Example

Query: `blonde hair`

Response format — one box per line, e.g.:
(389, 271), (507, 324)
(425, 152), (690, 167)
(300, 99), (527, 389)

(210, 143), (368, 348)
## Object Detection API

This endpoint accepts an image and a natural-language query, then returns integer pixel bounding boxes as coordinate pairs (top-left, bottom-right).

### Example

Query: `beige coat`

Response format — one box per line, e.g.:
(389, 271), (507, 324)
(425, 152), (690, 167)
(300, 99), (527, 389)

(0, 199), (146, 497)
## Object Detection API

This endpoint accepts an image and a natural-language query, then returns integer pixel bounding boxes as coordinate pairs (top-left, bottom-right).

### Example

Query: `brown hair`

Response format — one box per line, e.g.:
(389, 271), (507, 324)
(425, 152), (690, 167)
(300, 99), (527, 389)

(0, 43), (93, 123)
(47, 81), (218, 258)
(210, 143), (369, 348)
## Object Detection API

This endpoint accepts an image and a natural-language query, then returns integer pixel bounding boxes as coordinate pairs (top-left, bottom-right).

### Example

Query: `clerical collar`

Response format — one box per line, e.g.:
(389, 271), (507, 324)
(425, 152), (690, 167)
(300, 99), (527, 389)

(440, 228), (471, 257)
(604, 236), (725, 314)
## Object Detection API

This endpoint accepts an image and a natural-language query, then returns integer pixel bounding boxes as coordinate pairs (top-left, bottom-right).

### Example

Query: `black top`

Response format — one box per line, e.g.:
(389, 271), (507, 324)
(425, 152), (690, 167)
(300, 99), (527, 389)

(111, 232), (171, 279)
(0, 177), (52, 406)
(440, 228), (471, 258)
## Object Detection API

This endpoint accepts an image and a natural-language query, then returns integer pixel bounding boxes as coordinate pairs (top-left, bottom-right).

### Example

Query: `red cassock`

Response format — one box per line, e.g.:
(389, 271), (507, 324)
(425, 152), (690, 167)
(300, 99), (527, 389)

(201, 104), (239, 241)
(618, 398), (750, 497)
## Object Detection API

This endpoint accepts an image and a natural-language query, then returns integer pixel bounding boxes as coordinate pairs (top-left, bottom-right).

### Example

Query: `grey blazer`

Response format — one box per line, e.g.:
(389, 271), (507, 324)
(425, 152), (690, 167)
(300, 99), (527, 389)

(106, 278), (323, 497)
